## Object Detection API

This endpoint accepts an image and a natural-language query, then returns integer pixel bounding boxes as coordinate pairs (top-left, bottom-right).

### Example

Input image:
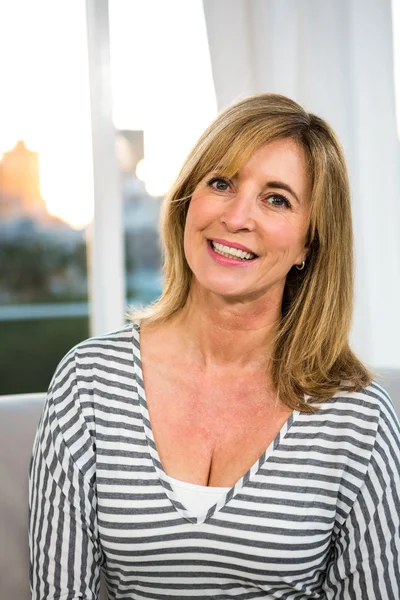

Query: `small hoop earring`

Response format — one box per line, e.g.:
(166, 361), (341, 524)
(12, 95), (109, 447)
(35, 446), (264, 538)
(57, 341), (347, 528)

(296, 261), (306, 271)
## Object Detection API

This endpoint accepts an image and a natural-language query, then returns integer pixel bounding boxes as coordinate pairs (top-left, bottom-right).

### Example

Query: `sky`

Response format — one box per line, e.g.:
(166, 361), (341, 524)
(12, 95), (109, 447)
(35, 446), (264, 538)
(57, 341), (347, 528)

(0, 0), (217, 228)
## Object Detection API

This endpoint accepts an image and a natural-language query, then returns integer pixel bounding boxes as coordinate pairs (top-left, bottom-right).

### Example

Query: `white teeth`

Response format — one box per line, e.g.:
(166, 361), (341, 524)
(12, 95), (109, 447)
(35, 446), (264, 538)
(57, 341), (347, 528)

(211, 241), (256, 260)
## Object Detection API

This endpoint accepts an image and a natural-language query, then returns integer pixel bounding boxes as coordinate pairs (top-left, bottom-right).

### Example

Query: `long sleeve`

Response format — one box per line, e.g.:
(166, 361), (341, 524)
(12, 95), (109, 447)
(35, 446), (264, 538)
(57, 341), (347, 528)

(29, 350), (103, 600)
(322, 393), (400, 599)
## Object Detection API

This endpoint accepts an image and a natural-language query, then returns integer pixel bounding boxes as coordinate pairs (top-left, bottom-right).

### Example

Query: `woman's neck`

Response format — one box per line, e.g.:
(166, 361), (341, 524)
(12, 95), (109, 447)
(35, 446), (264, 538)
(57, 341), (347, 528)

(167, 284), (282, 372)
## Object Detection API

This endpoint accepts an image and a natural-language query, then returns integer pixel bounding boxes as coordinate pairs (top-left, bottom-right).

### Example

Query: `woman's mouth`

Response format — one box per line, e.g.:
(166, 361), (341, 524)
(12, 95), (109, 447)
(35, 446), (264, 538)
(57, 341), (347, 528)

(207, 240), (258, 264)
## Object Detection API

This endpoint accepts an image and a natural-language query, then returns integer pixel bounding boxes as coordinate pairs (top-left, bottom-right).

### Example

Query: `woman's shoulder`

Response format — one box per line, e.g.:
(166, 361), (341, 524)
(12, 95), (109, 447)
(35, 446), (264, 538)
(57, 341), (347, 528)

(320, 379), (396, 415)
(333, 380), (397, 416)
(59, 321), (136, 363)
(43, 322), (139, 439)
(318, 380), (399, 445)
(48, 322), (138, 393)
(72, 321), (137, 354)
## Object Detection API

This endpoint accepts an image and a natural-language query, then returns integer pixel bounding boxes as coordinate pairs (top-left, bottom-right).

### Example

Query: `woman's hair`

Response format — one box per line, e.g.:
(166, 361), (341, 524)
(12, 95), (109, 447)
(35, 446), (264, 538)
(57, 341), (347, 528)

(126, 93), (372, 412)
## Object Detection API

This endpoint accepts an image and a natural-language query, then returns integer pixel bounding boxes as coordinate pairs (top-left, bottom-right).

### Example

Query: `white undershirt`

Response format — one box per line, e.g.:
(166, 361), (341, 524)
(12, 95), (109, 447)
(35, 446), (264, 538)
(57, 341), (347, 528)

(165, 474), (230, 517)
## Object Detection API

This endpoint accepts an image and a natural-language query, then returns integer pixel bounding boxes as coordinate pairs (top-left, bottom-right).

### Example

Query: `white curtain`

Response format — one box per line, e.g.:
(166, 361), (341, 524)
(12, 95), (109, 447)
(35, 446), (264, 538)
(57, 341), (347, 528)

(203, 0), (400, 369)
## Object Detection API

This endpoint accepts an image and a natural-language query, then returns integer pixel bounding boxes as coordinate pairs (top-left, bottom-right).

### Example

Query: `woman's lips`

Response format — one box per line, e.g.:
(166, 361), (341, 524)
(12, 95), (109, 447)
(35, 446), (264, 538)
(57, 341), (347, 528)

(209, 237), (257, 255)
(206, 240), (258, 267)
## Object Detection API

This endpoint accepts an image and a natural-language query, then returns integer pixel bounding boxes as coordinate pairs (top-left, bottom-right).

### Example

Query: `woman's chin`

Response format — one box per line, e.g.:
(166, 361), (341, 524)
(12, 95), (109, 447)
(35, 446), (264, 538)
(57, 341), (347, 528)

(192, 277), (257, 302)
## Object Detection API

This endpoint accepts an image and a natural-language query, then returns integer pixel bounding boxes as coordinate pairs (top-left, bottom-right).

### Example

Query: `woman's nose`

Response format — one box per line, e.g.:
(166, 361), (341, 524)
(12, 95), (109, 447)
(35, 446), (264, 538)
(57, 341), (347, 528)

(219, 192), (256, 232)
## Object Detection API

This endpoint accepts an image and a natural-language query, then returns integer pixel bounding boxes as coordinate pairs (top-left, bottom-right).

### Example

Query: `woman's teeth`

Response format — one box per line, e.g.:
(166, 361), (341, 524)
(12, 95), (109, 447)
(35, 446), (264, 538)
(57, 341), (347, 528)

(211, 241), (256, 261)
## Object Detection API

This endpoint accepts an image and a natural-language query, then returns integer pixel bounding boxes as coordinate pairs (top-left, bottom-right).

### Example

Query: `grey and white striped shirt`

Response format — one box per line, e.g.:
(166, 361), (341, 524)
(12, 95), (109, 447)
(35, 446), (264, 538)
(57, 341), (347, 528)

(29, 322), (400, 599)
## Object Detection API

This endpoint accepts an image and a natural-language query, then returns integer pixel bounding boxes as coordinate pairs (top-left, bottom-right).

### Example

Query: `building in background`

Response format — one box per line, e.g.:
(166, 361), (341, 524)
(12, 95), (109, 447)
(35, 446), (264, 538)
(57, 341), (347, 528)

(0, 133), (162, 307)
(0, 141), (46, 222)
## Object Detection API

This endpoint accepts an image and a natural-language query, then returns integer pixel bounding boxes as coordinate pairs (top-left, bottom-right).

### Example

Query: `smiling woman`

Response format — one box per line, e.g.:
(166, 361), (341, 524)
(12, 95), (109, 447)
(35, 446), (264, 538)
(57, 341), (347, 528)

(130, 94), (364, 411)
(29, 94), (400, 599)
(183, 139), (310, 304)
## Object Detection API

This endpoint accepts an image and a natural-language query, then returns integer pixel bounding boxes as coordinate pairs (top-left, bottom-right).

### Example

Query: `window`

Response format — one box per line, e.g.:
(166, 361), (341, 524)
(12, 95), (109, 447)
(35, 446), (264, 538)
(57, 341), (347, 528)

(0, 1), (92, 394)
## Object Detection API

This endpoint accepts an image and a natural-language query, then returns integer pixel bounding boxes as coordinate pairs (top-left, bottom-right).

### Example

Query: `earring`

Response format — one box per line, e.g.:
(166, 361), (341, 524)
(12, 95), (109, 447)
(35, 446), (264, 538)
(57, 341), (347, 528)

(296, 260), (306, 271)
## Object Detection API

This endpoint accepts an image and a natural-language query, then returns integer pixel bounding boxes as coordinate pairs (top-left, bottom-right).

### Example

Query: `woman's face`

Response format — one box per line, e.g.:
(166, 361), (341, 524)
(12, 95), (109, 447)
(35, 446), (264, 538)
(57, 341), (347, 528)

(183, 138), (311, 303)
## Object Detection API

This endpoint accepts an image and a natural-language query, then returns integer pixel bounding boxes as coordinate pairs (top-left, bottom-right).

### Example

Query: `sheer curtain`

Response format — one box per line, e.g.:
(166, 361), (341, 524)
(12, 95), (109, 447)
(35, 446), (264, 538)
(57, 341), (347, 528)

(203, 0), (400, 369)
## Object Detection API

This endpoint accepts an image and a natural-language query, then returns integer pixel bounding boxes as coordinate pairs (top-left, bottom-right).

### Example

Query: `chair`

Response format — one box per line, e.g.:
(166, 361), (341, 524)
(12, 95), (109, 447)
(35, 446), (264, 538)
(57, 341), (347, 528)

(0, 393), (45, 600)
(0, 393), (109, 600)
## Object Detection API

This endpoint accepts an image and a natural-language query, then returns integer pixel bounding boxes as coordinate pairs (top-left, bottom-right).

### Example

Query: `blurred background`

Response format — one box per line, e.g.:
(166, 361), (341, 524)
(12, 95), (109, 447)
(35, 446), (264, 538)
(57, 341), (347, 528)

(0, 0), (399, 395)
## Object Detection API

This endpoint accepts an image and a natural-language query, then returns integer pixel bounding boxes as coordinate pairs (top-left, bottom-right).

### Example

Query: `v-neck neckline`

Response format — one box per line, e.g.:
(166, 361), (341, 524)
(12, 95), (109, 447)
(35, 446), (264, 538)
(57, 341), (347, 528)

(131, 321), (300, 525)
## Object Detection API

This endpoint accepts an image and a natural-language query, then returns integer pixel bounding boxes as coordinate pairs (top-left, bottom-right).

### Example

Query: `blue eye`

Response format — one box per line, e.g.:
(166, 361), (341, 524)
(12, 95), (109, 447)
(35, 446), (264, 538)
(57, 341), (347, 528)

(207, 177), (230, 191)
(267, 194), (291, 209)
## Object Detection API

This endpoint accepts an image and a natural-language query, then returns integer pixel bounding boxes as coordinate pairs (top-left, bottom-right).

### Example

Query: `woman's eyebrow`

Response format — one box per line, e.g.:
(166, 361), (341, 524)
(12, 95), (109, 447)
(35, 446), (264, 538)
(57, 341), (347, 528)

(210, 173), (301, 204)
(264, 181), (300, 204)
(229, 173), (301, 204)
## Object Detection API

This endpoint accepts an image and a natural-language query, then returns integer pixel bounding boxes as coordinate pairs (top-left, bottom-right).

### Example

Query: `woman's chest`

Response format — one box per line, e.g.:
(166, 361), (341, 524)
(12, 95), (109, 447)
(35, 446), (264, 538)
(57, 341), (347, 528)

(141, 364), (293, 487)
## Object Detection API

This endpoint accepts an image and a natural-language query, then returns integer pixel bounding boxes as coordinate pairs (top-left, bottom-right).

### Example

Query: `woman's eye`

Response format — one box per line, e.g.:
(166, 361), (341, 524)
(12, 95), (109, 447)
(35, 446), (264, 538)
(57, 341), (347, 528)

(266, 194), (291, 209)
(207, 177), (230, 191)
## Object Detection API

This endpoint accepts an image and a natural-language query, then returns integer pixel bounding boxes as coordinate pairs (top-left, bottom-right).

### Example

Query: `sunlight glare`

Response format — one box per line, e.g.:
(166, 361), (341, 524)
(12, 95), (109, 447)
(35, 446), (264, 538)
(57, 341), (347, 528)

(135, 159), (146, 183)
(0, 0), (94, 229)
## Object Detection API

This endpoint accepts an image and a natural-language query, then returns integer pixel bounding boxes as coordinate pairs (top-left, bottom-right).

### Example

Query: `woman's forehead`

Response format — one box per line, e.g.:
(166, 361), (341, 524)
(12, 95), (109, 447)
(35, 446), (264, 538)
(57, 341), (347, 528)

(207, 137), (308, 173)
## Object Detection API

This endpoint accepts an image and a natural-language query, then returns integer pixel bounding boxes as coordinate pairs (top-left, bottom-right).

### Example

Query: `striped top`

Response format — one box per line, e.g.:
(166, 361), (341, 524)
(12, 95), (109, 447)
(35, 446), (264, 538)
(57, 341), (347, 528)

(29, 322), (400, 599)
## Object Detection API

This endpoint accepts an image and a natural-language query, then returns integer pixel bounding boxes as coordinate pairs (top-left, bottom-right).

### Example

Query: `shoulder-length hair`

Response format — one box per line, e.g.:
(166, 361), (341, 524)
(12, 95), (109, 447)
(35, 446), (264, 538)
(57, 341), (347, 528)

(126, 93), (371, 412)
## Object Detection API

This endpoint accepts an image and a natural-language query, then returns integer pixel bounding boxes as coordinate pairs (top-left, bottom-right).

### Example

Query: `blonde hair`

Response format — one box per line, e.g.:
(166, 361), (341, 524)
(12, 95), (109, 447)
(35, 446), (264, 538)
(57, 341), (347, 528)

(126, 94), (372, 412)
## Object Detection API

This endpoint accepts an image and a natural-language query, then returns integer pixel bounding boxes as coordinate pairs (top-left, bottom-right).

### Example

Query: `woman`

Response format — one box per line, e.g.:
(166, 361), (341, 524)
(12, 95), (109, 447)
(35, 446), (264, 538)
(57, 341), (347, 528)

(29, 94), (400, 599)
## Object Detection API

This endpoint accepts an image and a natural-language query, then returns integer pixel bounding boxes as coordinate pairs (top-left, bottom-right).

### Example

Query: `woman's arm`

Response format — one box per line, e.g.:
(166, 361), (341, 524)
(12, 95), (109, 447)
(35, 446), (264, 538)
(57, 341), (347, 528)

(322, 394), (400, 598)
(29, 350), (102, 599)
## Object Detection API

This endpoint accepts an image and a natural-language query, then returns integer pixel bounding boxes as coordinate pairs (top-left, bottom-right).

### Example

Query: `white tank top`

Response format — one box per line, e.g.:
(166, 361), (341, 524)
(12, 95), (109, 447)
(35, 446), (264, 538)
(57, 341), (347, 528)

(165, 474), (230, 518)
